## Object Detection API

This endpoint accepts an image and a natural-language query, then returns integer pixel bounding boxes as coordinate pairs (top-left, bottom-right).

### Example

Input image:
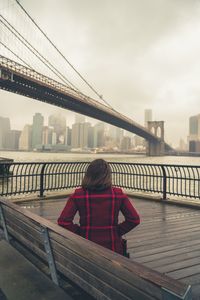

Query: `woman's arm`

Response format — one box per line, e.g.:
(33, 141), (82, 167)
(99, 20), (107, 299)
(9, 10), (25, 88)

(117, 195), (140, 236)
(57, 195), (80, 234)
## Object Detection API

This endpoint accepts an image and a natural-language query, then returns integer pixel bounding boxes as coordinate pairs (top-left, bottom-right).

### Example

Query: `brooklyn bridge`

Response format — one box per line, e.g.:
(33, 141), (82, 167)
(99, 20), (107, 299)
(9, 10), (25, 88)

(0, 0), (173, 156)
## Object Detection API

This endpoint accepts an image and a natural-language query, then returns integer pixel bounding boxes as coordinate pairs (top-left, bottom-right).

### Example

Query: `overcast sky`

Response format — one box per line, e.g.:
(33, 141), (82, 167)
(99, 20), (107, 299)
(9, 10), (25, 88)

(1, 0), (200, 147)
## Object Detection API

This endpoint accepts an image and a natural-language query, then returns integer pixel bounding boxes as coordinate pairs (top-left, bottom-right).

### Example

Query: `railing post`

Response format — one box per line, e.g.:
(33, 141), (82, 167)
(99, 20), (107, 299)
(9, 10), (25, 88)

(39, 163), (46, 198)
(161, 165), (167, 200)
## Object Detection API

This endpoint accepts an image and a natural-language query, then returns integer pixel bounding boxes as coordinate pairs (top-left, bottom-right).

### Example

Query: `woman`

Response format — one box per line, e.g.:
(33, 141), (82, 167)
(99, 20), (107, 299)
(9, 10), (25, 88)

(57, 159), (140, 255)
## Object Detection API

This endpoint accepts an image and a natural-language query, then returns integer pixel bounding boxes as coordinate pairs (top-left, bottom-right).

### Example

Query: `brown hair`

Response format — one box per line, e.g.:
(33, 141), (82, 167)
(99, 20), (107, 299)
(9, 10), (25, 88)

(82, 159), (112, 191)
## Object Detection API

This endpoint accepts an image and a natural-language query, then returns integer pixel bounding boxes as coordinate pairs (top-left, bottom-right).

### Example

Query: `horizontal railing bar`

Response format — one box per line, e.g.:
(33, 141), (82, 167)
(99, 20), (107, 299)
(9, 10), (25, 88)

(0, 161), (200, 200)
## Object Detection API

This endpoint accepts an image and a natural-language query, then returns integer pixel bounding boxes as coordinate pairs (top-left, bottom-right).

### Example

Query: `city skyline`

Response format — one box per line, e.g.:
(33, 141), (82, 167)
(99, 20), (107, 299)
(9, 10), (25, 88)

(1, 0), (200, 147)
(4, 109), (200, 153)
(0, 112), (139, 152)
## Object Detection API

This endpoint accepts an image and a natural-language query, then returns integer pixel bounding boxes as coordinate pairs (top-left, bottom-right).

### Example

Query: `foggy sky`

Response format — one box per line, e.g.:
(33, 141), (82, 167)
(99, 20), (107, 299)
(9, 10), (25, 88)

(1, 0), (200, 147)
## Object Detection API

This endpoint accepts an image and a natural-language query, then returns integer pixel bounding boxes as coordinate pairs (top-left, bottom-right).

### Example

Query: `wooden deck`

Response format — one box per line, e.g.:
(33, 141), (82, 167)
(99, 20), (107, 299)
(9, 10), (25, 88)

(18, 196), (200, 299)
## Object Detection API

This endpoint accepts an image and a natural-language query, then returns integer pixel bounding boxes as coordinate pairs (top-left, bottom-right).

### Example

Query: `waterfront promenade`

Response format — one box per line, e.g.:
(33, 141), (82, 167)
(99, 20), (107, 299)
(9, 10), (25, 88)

(16, 194), (200, 299)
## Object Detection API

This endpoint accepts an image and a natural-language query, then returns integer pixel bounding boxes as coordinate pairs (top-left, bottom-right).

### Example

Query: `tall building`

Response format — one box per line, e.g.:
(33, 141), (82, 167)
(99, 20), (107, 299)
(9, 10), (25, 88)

(71, 123), (81, 148)
(94, 122), (105, 148)
(189, 114), (200, 152)
(48, 113), (66, 143)
(144, 109), (152, 128)
(6, 130), (21, 150)
(19, 125), (32, 150)
(71, 122), (92, 149)
(0, 117), (11, 149)
(80, 122), (92, 149)
(65, 126), (72, 147)
(107, 125), (123, 147)
(42, 126), (54, 146)
(120, 136), (131, 151)
(32, 113), (44, 149)
(189, 114), (200, 140)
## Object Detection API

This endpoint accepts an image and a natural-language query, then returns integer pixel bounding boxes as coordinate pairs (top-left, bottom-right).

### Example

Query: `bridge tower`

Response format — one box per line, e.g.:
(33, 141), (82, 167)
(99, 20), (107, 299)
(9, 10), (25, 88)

(146, 121), (165, 156)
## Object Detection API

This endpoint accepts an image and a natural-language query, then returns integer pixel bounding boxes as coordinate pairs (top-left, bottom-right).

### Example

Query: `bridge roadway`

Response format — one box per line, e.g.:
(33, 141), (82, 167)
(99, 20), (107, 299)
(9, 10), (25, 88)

(0, 55), (172, 153)
(14, 194), (200, 299)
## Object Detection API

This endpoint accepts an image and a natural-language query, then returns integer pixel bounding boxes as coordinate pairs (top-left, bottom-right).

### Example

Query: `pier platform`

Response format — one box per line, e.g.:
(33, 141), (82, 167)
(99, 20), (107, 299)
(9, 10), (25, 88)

(16, 194), (200, 299)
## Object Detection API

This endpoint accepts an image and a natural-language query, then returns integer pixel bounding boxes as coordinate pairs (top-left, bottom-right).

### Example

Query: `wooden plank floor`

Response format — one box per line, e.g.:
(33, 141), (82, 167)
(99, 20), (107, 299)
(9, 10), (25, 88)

(19, 196), (200, 299)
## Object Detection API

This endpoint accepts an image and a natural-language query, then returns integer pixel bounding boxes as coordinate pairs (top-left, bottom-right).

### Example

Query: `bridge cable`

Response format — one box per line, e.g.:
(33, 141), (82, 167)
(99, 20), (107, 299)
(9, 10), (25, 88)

(0, 41), (32, 68)
(0, 15), (79, 91)
(15, 0), (114, 109)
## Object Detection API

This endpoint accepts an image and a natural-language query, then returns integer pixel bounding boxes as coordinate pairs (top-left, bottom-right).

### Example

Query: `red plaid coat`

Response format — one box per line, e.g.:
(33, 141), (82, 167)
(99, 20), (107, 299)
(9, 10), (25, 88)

(57, 186), (140, 255)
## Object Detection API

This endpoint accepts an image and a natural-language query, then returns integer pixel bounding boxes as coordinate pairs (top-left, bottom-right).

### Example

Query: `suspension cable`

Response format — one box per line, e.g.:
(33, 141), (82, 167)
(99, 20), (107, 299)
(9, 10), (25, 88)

(0, 16), (79, 90)
(15, 0), (114, 109)
(0, 41), (32, 68)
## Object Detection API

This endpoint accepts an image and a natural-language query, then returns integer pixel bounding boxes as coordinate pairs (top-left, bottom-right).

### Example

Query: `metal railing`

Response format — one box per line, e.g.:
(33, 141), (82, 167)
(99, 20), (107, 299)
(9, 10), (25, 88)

(0, 161), (200, 200)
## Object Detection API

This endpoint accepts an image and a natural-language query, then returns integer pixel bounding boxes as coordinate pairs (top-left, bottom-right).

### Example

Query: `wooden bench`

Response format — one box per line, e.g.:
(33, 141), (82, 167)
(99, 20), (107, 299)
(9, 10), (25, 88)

(0, 197), (192, 300)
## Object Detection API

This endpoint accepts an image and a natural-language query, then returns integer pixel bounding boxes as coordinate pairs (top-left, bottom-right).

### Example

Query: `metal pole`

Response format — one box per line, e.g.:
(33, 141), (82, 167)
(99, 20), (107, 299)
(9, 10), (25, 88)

(161, 165), (167, 200)
(39, 163), (46, 198)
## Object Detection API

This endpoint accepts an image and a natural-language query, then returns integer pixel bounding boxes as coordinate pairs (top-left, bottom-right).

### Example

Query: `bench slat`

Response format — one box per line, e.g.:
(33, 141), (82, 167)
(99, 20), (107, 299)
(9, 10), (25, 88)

(50, 232), (161, 299)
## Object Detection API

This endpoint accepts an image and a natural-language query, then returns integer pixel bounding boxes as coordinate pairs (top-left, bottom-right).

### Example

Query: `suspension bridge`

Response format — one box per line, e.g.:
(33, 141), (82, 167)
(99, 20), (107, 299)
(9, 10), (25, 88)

(0, 0), (173, 155)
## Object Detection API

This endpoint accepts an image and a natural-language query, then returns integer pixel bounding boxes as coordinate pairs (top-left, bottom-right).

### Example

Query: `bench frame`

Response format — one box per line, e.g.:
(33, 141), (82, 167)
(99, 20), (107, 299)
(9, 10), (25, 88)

(0, 198), (192, 300)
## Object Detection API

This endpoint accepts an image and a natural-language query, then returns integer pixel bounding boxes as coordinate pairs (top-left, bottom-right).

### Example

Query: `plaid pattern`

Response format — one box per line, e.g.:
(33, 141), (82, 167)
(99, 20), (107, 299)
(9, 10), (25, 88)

(58, 187), (140, 255)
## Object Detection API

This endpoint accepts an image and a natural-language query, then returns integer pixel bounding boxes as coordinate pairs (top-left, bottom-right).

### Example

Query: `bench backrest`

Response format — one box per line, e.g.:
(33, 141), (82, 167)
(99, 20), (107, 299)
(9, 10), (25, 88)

(0, 198), (192, 300)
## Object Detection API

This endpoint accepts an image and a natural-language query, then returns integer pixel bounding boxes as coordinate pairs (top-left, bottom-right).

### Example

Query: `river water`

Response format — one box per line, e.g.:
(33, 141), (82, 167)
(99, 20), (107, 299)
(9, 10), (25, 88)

(0, 150), (200, 165)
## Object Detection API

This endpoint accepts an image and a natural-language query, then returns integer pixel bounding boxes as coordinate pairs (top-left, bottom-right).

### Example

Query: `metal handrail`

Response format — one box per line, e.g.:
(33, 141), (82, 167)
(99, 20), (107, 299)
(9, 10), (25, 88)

(0, 161), (200, 200)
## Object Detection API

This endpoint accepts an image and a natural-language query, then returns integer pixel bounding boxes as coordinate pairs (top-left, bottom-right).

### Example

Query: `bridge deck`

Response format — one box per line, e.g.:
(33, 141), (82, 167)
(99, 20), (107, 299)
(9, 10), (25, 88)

(18, 195), (200, 299)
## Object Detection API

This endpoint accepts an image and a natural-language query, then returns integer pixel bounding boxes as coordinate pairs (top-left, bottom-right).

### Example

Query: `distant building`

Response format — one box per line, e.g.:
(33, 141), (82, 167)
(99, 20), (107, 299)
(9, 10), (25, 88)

(188, 114), (200, 152)
(48, 113), (66, 143)
(80, 122), (92, 149)
(189, 114), (200, 140)
(71, 123), (81, 148)
(107, 125), (123, 147)
(93, 122), (105, 148)
(144, 109), (152, 128)
(32, 113), (44, 149)
(71, 122), (92, 149)
(6, 130), (21, 150)
(65, 126), (72, 147)
(42, 126), (54, 147)
(0, 117), (11, 149)
(133, 135), (144, 148)
(120, 136), (131, 151)
(19, 125), (32, 150)
(189, 141), (200, 152)
(177, 138), (187, 151)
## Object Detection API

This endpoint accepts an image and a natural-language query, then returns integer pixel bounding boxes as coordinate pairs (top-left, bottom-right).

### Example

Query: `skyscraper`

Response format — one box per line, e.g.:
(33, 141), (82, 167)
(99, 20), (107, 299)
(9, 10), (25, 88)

(189, 114), (200, 139)
(144, 109), (152, 128)
(7, 130), (21, 150)
(71, 122), (92, 149)
(94, 122), (105, 148)
(71, 123), (81, 149)
(19, 125), (32, 150)
(32, 113), (44, 149)
(48, 113), (66, 144)
(189, 114), (200, 152)
(0, 117), (11, 149)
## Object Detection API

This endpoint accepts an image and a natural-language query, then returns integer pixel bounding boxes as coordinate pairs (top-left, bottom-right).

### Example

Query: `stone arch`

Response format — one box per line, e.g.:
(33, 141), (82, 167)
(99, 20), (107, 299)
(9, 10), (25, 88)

(147, 121), (164, 141)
